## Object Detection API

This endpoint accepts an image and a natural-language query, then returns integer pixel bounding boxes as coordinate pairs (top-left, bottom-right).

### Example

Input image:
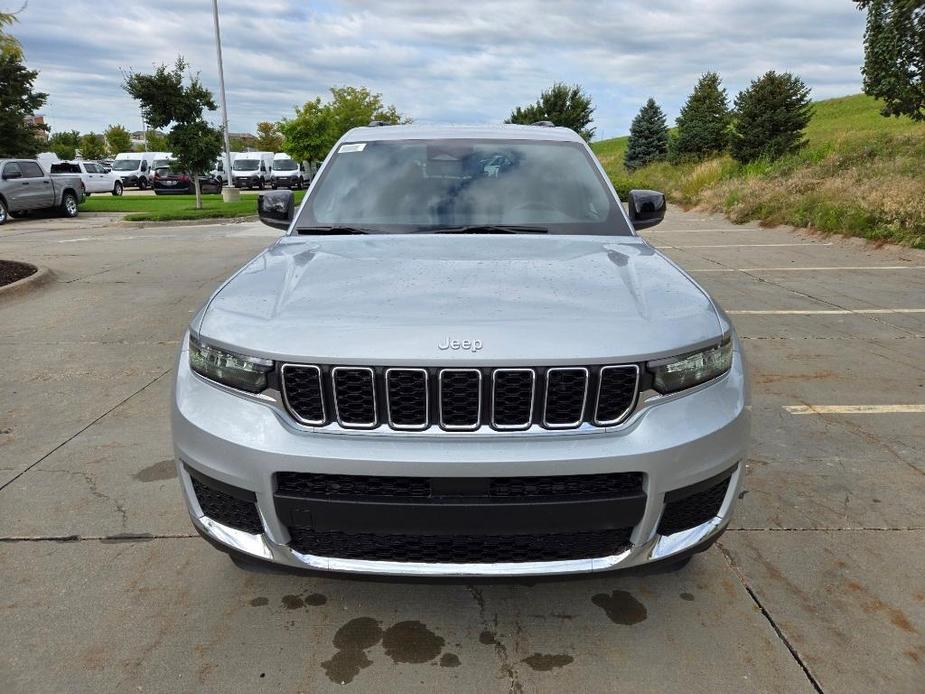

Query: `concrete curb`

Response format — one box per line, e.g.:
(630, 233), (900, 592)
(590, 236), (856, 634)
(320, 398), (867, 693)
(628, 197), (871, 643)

(125, 215), (259, 229)
(0, 262), (53, 299)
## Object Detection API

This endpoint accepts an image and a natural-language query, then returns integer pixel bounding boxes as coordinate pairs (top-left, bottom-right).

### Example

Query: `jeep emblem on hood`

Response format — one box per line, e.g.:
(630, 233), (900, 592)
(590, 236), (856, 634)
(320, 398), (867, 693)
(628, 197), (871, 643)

(438, 337), (483, 353)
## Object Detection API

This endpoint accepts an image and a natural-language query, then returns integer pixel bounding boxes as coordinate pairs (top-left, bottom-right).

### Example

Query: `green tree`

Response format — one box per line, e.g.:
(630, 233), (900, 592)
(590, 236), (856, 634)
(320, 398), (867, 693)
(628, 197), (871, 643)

(1, 8), (22, 58)
(624, 98), (669, 171)
(79, 132), (107, 160)
(0, 52), (48, 157)
(48, 130), (80, 160)
(280, 86), (405, 164)
(104, 124), (132, 155)
(255, 121), (283, 151)
(855, 0), (924, 121)
(123, 57), (220, 208)
(143, 130), (169, 152)
(730, 71), (812, 164)
(672, 72), (731, 160)
(506, 83), (596, 140)
(228, 135), (248, 151)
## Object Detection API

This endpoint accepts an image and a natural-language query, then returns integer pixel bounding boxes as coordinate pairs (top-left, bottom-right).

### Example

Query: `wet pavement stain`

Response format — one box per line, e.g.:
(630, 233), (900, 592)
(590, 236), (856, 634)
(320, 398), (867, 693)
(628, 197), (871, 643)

(249, 597), (268, 607)
(591, 590), (648, 625)
(439, 653), (461, 668)
(478, 630), (497, 645)
(281, 594), (304, 610)
(382, 621), (445, 664)
(521, 653), (574, 671)
(322, 617), (383, 685)
(680, 592), (695, 601)
(133, 459), (177, 482)
(304, 593), (327, 606)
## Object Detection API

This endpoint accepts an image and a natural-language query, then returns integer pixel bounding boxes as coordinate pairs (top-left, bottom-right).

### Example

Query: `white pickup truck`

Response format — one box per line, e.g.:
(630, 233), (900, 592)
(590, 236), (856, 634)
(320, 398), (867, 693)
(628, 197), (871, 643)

(48, 160), (124, 196)
(0, 158), (86, 224)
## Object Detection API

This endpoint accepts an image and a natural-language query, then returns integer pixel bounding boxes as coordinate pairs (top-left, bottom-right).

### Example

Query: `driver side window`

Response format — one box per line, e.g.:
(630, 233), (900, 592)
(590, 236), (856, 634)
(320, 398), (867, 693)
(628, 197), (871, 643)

(3, 162), (23, 179)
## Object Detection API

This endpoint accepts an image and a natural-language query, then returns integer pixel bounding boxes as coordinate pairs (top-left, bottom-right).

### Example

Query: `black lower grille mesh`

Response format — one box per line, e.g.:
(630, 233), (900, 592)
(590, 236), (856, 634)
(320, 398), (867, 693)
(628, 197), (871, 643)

(288, 527), (633, 562)
(276, 471), (644, 501)
(191, 477), (263, 535)
(658, 478), (730, 535)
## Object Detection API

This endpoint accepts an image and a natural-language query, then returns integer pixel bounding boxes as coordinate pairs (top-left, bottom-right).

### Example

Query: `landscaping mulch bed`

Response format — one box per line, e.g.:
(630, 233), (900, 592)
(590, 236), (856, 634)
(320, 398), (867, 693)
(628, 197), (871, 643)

(0, 260), (37, 288)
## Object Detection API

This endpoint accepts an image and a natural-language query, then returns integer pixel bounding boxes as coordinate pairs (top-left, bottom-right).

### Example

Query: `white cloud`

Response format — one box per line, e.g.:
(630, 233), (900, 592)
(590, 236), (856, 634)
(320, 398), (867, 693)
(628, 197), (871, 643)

(14, 0), (866, 140)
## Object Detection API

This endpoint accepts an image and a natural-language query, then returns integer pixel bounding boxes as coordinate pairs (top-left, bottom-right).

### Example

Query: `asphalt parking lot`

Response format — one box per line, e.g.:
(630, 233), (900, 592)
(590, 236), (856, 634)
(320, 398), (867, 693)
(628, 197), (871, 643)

(1, 210), (923, 693)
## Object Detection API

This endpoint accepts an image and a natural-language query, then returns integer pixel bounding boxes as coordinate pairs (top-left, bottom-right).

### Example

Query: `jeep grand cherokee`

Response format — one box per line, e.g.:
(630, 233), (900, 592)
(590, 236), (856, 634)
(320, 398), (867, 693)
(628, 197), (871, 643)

(171, 123), (750, 576)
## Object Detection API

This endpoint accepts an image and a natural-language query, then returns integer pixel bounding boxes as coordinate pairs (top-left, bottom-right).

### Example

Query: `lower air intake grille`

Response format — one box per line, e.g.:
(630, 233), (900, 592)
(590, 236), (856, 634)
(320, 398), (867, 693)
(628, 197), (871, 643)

(190, 476), (263, 535)
(658, 477), (730, 536)
(287, 527), (633, 563)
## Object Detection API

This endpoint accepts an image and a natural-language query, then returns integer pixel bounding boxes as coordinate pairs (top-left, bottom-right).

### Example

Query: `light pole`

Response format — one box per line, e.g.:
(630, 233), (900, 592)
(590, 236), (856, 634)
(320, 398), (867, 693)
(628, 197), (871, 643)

(212, 0), (235, 197)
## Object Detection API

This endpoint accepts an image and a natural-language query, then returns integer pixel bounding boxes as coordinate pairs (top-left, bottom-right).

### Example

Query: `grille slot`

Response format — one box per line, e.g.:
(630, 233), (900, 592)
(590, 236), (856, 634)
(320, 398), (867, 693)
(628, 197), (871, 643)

(595, 365), (640, 425)
(332, 367), (377, 428)
(280, 364), (325, 425)
(544, 368), (589, 428)
(288, 527), (633, 563)
(276, 471), (644, 500)
(386, 368), (429, 430)
(492, 369), (535, 430)
(658, 477), (730, 536)
(439, 369), (482, 430)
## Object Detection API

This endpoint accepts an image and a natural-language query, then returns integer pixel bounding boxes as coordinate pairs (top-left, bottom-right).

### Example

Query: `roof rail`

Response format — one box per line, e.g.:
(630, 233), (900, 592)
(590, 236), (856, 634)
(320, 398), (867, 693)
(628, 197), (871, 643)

(367, 120), (391, 127)
(531, 120), (555, 127)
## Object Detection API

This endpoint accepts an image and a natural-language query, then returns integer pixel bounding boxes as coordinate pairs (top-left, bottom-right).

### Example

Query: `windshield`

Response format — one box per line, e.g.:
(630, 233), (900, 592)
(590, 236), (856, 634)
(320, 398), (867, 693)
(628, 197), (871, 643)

(153, 159), (173, 169)
(233, 159), (259, 171)
(273, 159), (298, 171)
(297, 139), (628, 235)
(112, 160), (140, 171)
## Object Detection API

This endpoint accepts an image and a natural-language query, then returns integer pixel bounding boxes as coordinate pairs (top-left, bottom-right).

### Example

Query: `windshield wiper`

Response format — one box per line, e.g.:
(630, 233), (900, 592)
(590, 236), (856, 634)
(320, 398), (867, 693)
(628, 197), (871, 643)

(296, 226), (378, 236)
(422, 225), (548, 235)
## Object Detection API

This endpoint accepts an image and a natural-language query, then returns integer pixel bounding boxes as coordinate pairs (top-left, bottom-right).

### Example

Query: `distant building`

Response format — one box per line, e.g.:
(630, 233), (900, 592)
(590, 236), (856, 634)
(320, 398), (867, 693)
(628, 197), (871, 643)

(25, 114), (48, 141)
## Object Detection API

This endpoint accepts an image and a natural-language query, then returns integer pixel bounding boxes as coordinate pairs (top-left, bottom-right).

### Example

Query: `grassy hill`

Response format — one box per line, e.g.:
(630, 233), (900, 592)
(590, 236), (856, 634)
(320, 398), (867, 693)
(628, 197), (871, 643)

(591, 94), (925, 248)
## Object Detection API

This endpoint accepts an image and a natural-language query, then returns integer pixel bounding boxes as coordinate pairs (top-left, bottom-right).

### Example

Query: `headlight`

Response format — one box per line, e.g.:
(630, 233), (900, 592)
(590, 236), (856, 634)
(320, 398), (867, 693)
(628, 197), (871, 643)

(649, 338), (733, 394)
(189, 336), (273, 393)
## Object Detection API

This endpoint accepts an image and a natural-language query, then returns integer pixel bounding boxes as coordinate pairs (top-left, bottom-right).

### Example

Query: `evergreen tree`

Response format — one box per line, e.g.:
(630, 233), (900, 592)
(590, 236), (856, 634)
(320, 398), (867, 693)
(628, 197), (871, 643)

(855, 0), (924, 121)
(730, 71), (812, 163)
(506, 83), (596, 141)
(672, 72), (730, 160)
(0, 52), (47, 158)
(624, 98), (669, 171)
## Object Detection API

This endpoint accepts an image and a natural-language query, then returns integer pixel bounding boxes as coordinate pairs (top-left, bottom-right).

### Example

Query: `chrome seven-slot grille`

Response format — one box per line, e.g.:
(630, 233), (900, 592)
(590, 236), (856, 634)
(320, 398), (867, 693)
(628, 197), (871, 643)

(280, 364), (640, 431)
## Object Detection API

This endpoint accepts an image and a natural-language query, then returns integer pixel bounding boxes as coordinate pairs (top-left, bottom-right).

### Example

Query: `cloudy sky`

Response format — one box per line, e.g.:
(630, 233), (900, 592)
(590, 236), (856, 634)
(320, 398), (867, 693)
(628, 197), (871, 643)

(13, 0), (867, 141)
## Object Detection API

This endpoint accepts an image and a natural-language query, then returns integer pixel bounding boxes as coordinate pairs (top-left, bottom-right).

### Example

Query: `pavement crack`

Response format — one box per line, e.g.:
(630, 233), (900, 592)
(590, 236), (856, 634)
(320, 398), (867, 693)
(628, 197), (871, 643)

(0, 369), (172, 494)
(466, 585), (523, 693)
(717, 542), (824, 693)
(42, 468), (128, 528)
(0, 533), (197, 543)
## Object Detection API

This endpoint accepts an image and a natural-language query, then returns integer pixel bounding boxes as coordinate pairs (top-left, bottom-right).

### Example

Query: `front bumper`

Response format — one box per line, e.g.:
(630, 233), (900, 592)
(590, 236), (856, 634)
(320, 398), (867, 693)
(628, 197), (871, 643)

(271, 176), (298, 187)
(172, 340), (750, 576)
(233, 175), (261, 188)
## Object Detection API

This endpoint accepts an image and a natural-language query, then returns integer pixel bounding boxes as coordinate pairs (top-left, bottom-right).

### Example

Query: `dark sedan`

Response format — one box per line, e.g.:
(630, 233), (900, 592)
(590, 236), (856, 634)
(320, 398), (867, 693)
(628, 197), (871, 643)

(152, 167), (223, 196)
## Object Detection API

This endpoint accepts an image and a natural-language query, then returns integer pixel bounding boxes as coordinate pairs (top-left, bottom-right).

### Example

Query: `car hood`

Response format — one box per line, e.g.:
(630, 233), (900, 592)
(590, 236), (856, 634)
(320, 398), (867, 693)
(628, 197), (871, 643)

(197, 235), (723, 364)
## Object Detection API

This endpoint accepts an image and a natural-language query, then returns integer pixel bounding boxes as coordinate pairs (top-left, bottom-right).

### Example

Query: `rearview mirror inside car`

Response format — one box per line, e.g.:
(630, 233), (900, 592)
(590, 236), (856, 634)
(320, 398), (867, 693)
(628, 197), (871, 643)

(627, 189), (666, 230)
(258, 190), (294, 230)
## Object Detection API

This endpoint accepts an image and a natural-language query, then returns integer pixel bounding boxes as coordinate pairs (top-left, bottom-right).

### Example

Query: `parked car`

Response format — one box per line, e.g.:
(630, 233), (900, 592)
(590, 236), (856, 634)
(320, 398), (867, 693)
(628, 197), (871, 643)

(152, 166), (223, 195)
(49, 160), (123, 196)
(269, 153), (308, 190)
(172, 124), (750, 577)
(97, 159), (113, 173)
(231, 152), (273, 189)
(0, 158), (85, 224)
(209, 153), (238, 185)
(111, 151), (170, 190)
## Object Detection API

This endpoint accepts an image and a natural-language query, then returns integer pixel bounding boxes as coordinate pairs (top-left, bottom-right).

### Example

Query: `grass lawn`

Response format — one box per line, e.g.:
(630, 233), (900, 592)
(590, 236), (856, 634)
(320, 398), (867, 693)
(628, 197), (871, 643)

(590, 94), (925, 248)
(80, 190), (306, 222)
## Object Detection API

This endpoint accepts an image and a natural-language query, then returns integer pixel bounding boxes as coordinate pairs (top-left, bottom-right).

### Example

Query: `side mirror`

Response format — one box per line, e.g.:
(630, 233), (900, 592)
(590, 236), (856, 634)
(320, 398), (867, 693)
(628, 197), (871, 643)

(627, 189), (666, 230)
(258, 190), (294, 230)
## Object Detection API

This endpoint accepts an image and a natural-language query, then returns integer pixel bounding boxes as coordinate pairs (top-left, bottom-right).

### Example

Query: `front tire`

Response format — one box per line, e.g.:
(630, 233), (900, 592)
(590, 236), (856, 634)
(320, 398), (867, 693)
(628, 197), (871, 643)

(258, 177), (265, 190)
(112, 181), (123, 196)
(60, 192), (79, 218)
(138, 177), (148, 190)
(0, 198), (9, 225)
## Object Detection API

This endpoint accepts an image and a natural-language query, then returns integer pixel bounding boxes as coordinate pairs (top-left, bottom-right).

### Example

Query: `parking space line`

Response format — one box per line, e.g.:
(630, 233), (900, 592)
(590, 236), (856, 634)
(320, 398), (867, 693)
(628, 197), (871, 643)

(728, 308), (925, 315)
(655, 242), (833, 249)
(784, 404), (925, 414)
(691, 266), (925, 272)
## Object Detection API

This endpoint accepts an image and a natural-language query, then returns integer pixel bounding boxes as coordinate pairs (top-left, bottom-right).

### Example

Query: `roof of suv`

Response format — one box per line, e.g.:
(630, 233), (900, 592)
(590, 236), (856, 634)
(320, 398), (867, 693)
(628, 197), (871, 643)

(341, 123), (584, 143)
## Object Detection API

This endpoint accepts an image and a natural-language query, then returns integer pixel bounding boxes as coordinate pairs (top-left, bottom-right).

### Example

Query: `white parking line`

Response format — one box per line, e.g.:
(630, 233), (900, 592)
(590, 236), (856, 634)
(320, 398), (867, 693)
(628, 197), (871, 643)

(728, 309), (925, 315)
(784, 404), (925, 414)
(692, 266), (925, 272)
(655, 242), (833, 249)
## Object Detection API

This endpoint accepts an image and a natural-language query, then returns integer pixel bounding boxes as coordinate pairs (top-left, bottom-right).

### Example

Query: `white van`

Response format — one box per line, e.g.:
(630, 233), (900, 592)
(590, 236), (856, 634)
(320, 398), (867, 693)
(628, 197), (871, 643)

(111, 151), (168, 190)
(231, 151), (273, 189)
(269, 153), (310, 190)
(210, 153), (239, 184)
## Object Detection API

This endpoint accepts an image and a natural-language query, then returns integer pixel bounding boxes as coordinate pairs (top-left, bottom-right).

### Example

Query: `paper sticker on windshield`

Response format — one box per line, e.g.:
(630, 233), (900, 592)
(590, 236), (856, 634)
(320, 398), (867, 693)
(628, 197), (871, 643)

(338, 143), (366, 153)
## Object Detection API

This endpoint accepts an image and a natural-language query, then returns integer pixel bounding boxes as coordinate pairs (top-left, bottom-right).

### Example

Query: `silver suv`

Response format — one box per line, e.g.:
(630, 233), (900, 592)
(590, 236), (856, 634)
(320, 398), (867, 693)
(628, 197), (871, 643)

(171, 124), (750, 576)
